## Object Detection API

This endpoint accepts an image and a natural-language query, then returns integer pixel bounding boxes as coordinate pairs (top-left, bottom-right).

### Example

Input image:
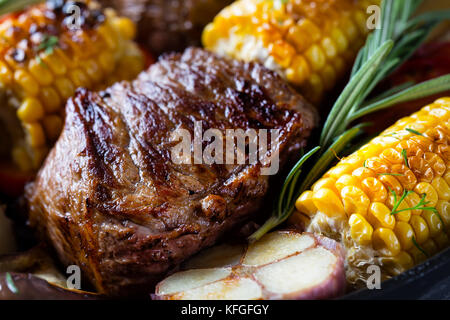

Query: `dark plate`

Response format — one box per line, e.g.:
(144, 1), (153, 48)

(343, 247), (450, 300)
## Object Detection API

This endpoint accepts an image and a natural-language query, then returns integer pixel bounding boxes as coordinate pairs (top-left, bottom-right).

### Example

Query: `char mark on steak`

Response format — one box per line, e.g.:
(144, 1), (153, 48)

(25, 48), (317, 296)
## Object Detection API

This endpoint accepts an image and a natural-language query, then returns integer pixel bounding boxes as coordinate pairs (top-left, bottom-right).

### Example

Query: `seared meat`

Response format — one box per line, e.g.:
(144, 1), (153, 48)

(98, 0), (233, 55)
(25, 48), (317, 296)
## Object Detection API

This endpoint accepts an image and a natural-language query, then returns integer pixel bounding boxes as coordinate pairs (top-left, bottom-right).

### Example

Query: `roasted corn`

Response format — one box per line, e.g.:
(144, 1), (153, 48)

(0, 0), (144, 171)
(293, 97), (450, 284)
(203, 0), (380, 103)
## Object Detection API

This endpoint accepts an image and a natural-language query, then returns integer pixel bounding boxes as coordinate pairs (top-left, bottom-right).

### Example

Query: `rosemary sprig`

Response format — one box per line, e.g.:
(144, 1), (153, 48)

(389, 191), (438, 216)
(405, 128), (423, 136)
(5, 272), (18, 294)
(250, 0), (450, 241)
(401, 149), (409, 168)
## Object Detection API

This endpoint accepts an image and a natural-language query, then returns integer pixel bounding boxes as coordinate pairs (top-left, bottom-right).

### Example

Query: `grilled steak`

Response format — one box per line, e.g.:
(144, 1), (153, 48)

(25, 48), (317, 296)
(98, 0), (233, 55)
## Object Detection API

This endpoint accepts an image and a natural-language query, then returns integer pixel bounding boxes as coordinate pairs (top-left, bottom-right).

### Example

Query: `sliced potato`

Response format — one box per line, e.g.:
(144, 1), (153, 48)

(155, 231), (345, 300)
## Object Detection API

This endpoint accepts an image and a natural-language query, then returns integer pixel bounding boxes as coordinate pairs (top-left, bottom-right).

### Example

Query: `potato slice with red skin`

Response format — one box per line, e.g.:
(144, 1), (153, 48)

(154, 231), (345, 300)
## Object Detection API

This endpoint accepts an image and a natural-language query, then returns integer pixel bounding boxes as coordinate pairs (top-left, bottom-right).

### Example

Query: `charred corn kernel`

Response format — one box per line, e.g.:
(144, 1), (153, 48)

(312, 188), (345, 218)
(295, 191), (317, 217)
(436, 201), (450, 227)
(373, 228), (401, 257)
(410, 215), (429, 244)
(432, 177), (450, 201)
(349, 214), (373, 245)
(17, 98), (44, 123)
(394, 222), (415, 250)
(414, 182), (439, 207)
(0, 1), (144, 171)
(28, 59), (54, 86)
(341, 186), (370, 217)
(361, 177), (388, 203)
(367, 202), (396, 229)
(422, 211), (443, 238)
(381, 251), (414, 275)
(24, 122), (45, 148)
(294, 98), (449, 285)
(203, 0), (377, 103)
(42, 115), (63, 141)
(14, 69), (39, 96)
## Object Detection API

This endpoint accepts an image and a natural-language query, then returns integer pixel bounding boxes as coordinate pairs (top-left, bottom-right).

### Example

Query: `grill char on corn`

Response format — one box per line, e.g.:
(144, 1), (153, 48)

(0, 0), (144, 172)
(203, 0), (379, 104)
(293, 98), (450, 285)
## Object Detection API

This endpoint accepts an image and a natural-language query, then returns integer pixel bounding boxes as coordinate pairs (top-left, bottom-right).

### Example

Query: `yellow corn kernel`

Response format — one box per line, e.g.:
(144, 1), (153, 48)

(295, 191), (317, 217)
(286, 24), (310, 53)
(320, 65), (337, 91)
(24, 122), (45, 148)
(353, 167), (376, 180)
(379, 175), (404, 197)
(97, 24), (119, 50)
(433, 232), (449, 249)
(42, 114), (63, 141)
(312, 188), (345, 218)
(391, 164), (418, 191)
(394, 221), (415, 250)
(410, 215), (429, 244)
(404, 192), (423, 216)
(84, 59), (103, 83)
(367, 202), (396, 229)
(0, 60), (13, 84)
(312, 177), (339, 196)
(444, 169), (450, 185)
(361, 177), (388, 203)
(39, 86), (61, 113)
(408, 245), (427, 264)
(422, 238), (438, 256)
(327, 164), (354, 180)
(321, 37), (338, 59)
(112, 17), (136, 40)
(436, 200), (450, 228)
(373, 228), (401, 257)
(17, 98), (44, 123)
(336, 174), (361, 192)
(304, 44), (326, 72)
(99, 51), (116, 74)
(55, 77), (75, 100)
(69, 69), (91, 88)
(432, 177), (450, 201)
(424, 152), (446, 177)
(414, 182), (439, 208)
(380, 148), (404, 165)
(349, 213), (373, 245)
(297, 19), (321, 43)
(41, 52), (67, 76)
(28, 58), (54, 86)
(422, 211), (443, 238)
(269, 41), (295, 68)
(387, 194), (411, 222)
(330, 28), (349, 53)
(341, 186), (370, 217)
(12, 146), (32, 172)
(286, 55), (310, 85)
(14, 69), (39, 96)
(380, 251), (414, 275)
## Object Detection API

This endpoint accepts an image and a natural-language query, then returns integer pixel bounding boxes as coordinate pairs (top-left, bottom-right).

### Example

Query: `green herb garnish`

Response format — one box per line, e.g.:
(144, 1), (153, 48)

(0, 0), (43, 16)
(390, 191), (437, 216)
(5, 272), (18, 294)
(378, 173), (404, 177)
(412, 237), (429, 258)
(406, 128), (423, 136)
(37, 35), (59, 56)
(401, 149), (409, 168)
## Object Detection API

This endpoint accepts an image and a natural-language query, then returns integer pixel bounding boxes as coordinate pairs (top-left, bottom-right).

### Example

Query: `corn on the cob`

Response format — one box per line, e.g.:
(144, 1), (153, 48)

(0, 0), (144, 172)
(203, 0), (380, 103)
(293, 97), (450, 285)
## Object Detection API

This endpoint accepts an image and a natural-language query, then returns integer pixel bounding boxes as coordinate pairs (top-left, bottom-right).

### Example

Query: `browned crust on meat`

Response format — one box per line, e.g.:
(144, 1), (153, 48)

(26, 48), (317, 296)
